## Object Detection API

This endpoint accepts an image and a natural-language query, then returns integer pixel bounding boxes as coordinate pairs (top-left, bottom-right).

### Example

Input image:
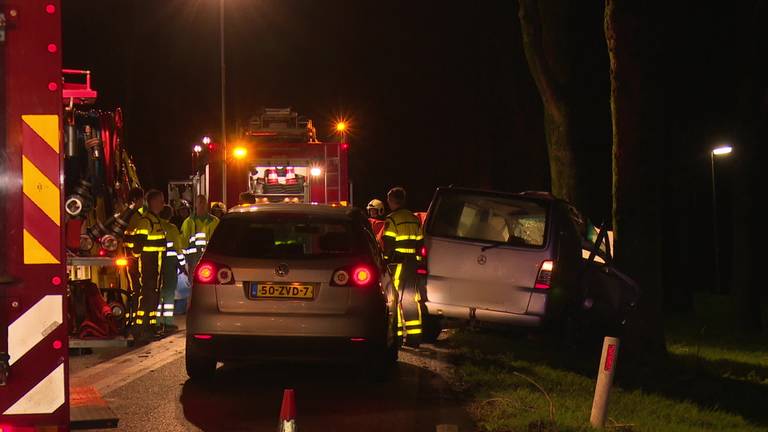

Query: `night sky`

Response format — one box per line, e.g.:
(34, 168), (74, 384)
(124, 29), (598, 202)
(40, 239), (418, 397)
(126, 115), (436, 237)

(62, 1), (765, 244)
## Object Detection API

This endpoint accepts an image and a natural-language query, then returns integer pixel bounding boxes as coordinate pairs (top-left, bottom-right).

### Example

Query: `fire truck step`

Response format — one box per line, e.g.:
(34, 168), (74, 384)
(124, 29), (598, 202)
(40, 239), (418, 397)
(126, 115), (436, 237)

(69, 386), (119, 429)
(69, 335), (133, 349)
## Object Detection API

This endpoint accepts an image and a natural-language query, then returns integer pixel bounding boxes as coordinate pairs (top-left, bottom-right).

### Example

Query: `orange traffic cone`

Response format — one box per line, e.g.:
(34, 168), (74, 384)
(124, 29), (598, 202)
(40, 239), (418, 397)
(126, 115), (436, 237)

(278, 388), (297, 432)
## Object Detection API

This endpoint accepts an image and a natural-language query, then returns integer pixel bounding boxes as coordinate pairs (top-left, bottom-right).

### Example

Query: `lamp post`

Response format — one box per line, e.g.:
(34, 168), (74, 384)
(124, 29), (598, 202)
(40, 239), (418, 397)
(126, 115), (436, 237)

(219, 0), (228, 207)
(710, 144), (732, 293)
(192, 144), (203, 173)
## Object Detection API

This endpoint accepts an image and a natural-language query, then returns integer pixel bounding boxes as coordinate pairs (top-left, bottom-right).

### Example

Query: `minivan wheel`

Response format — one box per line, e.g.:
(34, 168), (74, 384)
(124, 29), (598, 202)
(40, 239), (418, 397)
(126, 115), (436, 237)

(185, 348), (217, 380)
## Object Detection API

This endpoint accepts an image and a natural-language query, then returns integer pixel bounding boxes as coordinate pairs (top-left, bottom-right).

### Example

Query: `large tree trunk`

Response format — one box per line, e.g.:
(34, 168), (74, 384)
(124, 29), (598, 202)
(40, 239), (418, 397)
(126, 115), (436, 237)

(731, 1), (766, 334)
(518, 0), (578, 205)
(604, 0), (666, 357)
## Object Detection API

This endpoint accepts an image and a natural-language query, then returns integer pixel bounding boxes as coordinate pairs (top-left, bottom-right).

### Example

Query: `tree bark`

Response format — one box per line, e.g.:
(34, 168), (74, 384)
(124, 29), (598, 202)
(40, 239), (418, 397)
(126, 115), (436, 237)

(518, 0), (578, 205)
(731, 1), (765, 334)
(604, 0), (666, 356)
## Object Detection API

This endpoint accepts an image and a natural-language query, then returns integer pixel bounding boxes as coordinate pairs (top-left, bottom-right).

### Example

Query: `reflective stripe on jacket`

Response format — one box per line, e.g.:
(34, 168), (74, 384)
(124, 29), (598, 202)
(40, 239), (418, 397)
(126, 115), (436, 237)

(180, 214), (219, 255)
(134, 211), (167, 253)
(382, 208), (423, 260)
(161, 219), (186, 266)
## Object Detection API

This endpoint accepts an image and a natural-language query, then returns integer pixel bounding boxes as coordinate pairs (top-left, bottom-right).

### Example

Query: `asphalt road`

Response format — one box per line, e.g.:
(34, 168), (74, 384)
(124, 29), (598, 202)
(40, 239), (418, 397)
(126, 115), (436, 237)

(72, 330), (474, 432)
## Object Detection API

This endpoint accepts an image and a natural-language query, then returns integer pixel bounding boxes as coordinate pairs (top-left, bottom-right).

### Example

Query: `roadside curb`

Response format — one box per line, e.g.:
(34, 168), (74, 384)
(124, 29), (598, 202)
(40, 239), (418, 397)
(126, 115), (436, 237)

(70, 332), (186, 395)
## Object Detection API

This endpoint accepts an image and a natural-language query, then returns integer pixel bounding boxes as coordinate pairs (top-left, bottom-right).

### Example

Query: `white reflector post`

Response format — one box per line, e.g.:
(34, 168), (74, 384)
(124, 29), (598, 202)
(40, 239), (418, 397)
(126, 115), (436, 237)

(590, 336), (620, 428)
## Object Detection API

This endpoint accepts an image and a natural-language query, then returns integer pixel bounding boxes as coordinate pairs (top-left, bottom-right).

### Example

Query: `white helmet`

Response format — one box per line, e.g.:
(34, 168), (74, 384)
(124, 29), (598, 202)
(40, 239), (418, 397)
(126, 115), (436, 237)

(366, 199), (385, 217)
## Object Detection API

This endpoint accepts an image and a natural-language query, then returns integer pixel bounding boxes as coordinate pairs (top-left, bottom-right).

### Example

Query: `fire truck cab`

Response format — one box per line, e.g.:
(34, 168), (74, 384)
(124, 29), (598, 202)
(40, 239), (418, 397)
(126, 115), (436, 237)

(198, 108), (350, 207)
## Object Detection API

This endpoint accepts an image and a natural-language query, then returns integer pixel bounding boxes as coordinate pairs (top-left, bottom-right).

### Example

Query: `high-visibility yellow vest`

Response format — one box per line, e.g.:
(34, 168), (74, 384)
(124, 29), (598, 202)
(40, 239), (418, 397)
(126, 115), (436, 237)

(161, 219), (186, 266)
(180, 214), (219, 255)
(123, 206), (146, 253)
(134, 211), (167, 253)
(382, 208), (423, 260)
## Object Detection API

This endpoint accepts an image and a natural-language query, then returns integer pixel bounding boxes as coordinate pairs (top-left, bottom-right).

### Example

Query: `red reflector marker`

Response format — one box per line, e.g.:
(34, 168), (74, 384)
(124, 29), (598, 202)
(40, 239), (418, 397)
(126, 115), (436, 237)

(604, 344), (617, 372)
(416, 268), (428, 275)
(193, 334), (213, 340)
(350, 338), (367, 342)
(51, 276), (62, 286)
(52, 339), (63, 350)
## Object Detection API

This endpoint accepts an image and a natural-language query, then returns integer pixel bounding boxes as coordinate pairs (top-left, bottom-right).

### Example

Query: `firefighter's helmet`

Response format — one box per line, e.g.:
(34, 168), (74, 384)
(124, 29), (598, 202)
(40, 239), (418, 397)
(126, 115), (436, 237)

(366, 199), (385, 217)
(210, 201), (226, 215)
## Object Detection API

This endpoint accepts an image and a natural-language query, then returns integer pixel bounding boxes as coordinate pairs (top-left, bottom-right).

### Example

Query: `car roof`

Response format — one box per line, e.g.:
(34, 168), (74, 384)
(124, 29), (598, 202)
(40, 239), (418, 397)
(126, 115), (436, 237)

(227, 203), (363, 219)
(436, 186), (562, 204)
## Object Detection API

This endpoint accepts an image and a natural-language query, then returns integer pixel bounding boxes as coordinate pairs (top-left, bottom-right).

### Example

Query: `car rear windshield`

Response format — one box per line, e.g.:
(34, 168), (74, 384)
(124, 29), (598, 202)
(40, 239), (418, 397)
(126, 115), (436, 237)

(206, 213), (367, 259)
(427, 192), (549, 248)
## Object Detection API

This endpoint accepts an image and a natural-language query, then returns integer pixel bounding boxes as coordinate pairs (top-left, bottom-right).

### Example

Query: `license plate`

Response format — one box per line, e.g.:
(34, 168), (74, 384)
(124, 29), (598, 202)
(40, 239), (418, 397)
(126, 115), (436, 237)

(251, 283), (315, 299)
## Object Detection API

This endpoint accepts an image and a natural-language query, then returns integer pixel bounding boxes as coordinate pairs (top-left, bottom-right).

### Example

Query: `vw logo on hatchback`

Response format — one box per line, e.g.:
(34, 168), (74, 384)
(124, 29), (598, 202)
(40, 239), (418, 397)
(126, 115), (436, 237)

(275, 263), (290, 277)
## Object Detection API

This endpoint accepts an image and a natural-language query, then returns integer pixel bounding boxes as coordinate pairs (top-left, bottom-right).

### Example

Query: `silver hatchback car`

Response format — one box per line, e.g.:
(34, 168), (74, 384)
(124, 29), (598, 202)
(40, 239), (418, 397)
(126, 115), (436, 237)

(185, 204), (399, 380)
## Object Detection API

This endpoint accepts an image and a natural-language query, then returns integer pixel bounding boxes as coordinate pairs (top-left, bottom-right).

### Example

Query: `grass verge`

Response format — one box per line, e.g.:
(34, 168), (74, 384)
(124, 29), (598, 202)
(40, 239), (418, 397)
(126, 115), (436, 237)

(442, 294), (767, 431)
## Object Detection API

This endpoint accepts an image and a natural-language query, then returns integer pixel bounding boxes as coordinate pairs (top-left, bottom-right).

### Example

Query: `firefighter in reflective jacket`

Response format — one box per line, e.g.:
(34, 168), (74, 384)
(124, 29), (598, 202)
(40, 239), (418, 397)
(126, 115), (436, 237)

(123, 187), (145, 326)
(128, 190), (167, 340)
(158, 205), (184, 332)
(181, 194), (220, 273)
(382, 187), (424, 346)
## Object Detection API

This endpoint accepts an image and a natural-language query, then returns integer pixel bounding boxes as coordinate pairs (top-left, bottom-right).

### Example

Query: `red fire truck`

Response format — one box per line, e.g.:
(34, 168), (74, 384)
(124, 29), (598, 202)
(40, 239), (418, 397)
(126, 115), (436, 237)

(193, 108), (351, 207)
(2, 2), (136, 429)
(1, 1), (70, 429)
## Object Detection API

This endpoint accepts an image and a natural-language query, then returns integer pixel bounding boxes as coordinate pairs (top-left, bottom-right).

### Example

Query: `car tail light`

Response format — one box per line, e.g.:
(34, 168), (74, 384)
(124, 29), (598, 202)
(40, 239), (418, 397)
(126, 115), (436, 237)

(353, 266), (371, 285)
(331, 265), (377, 288)
(193, 334), (213, 340)
(195, 261), (235, 285)
(416, 268), (428, 275)
(420, 246), (428, 258)
(534, 260), (554, 289)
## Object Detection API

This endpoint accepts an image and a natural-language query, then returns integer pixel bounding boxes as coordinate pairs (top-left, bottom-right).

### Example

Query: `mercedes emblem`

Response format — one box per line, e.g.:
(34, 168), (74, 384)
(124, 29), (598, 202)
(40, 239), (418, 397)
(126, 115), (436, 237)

(477, 255), (487, 265)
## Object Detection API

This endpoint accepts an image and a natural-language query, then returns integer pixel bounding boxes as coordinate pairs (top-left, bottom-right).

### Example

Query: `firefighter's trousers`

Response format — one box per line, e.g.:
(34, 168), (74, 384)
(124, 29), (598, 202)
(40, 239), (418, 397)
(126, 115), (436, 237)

(392, 256), (423, 342)
(126, 255), (141, 326)
(130, 251), (163, 330)
(159, 257), (178, 327)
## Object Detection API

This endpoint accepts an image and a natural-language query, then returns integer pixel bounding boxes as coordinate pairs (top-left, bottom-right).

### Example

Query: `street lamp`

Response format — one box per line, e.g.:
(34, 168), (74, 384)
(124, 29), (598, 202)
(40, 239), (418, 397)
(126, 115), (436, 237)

(710, 144), (733, 293)
(219, 0), (228, 207)
(712, 145), (732, 156)
(192, 144), (203, 175)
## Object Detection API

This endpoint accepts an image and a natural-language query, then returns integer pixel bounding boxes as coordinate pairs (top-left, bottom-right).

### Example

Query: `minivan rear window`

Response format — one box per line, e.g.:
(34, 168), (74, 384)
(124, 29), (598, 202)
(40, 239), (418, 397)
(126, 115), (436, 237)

(206, 213), (367, 259)
(427, 192), (549, 248)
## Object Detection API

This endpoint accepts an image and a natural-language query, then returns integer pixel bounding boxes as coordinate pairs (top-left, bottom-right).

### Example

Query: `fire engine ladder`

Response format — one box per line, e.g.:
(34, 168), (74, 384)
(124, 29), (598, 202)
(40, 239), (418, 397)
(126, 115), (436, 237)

(324, 143), (342, 203)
